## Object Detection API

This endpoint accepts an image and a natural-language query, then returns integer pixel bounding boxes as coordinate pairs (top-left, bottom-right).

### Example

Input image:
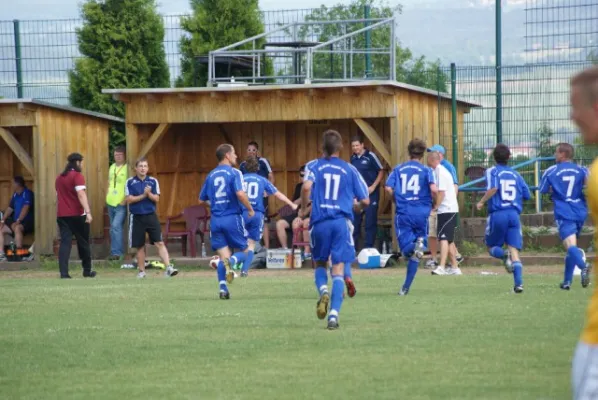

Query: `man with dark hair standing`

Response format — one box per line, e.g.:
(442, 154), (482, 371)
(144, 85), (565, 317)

(0, 176), (34, 260)
(239, 141), (274, 248)
(55, 153), (96, 279)
(106, 145), (127, 260)
(126, 158), (178, 279)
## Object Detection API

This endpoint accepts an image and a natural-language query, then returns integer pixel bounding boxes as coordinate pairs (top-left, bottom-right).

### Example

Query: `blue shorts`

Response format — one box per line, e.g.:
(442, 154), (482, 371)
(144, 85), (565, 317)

(485, 209), (522, 250)
(243, 211), (264, 242)
(394, 213), (429, 256)
(210, 214), (248, 252)
(309, 218), (355, 265)
(556, 219), (584, 241)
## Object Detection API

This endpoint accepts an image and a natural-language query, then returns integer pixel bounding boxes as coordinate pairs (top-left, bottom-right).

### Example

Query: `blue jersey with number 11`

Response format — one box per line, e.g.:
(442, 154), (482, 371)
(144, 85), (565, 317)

(305, 157), (369, 226)
(385, 160), (436, 216)
(199, 165), (245, 217)
(539, 161), (588, 222)
(486, 165), (530, 214)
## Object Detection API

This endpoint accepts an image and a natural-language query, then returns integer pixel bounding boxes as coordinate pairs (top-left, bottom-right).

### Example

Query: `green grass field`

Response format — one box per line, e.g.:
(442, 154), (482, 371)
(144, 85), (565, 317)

(0, 267), (590, 399)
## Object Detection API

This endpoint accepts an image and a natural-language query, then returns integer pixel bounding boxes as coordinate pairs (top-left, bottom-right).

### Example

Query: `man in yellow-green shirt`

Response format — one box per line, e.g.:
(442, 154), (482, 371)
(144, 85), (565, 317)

(106, 146), (128, 260)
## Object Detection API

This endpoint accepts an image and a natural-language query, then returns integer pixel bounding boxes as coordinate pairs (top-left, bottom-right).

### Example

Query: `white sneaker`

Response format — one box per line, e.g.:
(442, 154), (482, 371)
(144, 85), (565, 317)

(414, 238), (425, 259)
(424, 259), (437, 269)
(432, 266), (447, 275)
(137, 271), (146, 279)
(445, 267), (463, 275)
(165, 265), (179, 277)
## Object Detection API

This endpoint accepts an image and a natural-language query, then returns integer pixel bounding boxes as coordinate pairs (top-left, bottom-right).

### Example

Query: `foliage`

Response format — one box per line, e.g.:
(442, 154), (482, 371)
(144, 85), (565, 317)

(69, 0), (170, 158)
(457, 240), (485, 257)
(573, 136), (598, 166)
(463, 140), (488, 166)
(537, 123), (557, 158)
(300, 0), (447, 91)
(177, 0), (272, 87)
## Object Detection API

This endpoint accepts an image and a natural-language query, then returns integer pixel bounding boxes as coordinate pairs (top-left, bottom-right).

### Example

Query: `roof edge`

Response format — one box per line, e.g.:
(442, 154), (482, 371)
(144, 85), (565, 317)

(0, 99), (124, 123)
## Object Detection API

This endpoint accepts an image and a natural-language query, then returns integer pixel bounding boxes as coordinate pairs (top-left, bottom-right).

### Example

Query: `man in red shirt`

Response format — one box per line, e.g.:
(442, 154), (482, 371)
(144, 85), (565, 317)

(55, 153), (96, 279)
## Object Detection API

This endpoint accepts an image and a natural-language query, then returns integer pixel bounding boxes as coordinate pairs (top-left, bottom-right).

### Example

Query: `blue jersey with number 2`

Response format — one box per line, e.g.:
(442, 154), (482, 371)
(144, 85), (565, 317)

(199, 165), (245, 217)
(485, 165), (530, 214)
(305, 157), (369, 226)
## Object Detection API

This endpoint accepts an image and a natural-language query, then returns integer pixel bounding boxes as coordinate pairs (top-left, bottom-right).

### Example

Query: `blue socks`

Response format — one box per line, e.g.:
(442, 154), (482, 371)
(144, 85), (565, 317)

(344, 262), (352, 280)
(230, 252), (247, 266)
(513, 261), (523, 287)
(217, 261), (227, 292)
(402, 243), (415, 258)
(403, 257), (419, 291)
(490, 246), (505, 259)
(315, 267), (329, 296)
(242, 250), (254, 273)
(329, 274), (344, 321)
(564, 246), (586, 285)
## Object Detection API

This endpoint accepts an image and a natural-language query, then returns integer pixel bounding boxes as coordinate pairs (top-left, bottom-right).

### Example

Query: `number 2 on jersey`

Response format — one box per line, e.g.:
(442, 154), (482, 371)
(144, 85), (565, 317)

(399, 174), (420, 195)
(323, 173), (341, 200)
(562, 176), (575, 198)
(214, 176), (226, 198)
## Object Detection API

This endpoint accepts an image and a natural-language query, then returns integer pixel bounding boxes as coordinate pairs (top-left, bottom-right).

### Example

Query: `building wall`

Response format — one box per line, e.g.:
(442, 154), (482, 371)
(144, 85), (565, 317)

(34, 107), (109, 254)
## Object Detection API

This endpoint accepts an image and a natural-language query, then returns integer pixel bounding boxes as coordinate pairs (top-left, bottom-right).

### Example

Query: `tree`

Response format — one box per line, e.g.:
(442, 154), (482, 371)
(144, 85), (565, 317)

(177, 0), (269, 87)
(537, 123), (557, 158)
(69, 0), (170, 154)
(299, 0), (447, 91)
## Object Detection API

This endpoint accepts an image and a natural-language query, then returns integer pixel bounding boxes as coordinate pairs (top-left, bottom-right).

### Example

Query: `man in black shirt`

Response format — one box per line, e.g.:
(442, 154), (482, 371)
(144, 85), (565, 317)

(275, 165), (311, 255)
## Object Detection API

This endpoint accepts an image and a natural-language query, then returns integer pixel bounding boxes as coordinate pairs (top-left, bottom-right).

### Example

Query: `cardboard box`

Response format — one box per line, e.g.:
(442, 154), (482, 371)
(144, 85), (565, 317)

(266, 249), (303, 269)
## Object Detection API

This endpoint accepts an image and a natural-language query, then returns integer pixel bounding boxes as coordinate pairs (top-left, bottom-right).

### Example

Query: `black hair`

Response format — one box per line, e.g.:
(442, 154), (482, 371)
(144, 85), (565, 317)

(13, 176), (25, 187)
(493, 143), (511, 165)
(61, 152), (83, 176)
(216, 144), (234, 162)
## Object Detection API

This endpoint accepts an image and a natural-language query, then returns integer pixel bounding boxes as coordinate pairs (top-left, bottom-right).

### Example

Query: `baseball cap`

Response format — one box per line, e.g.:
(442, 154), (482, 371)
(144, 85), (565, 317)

(427, 144), (445, 155)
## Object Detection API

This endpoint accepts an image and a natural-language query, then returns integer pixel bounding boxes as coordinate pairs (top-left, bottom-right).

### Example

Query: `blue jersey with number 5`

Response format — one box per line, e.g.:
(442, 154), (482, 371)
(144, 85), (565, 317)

(539, 162), (588, 222)
(305, 157), (369, 226)
(199, 165), (245, 217)
(242, 173), (277, 213)
(486, 165), (530, 214)
(385, 161), (436, 216)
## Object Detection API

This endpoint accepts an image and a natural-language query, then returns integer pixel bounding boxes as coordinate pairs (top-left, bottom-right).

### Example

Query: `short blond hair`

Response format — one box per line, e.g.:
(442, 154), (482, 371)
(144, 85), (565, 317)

(571, 66), (598, 103)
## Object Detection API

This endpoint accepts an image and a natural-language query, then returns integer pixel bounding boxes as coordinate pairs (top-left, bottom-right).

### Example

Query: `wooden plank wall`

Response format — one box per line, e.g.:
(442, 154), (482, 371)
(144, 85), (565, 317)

(35, 108), (110, 254)
(0, 126), (34, 211)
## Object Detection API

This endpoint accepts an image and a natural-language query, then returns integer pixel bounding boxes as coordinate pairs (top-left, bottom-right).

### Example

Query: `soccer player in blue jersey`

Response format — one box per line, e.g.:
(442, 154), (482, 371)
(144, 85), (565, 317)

(385, 138), (438, 295)
(241, 156), (297, 277)
(539, 143), (590, 290)
(476, 144), (531, 293)
(198, 144), (255, 300)
(302, 130), (370, 330)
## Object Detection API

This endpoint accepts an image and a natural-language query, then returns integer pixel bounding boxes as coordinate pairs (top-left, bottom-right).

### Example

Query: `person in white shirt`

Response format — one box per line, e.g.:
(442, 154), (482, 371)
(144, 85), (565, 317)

(427, 151), (461, 275)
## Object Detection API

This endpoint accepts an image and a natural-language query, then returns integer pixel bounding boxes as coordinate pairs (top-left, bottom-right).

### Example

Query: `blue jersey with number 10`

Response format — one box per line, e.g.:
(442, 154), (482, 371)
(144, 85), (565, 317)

(539, 161), (588, 222)
(242, 173), (277, 213)
(305, 157), (369, 226)
(385, 160), (436, 216)
(486, 165), (530, 214)
(199, 165), (245, 217)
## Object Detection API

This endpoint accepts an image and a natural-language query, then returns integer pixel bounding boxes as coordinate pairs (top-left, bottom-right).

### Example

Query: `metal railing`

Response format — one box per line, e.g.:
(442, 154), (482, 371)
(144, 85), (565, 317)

(459, 156), (556, 213)
(206, 17), (396, 86)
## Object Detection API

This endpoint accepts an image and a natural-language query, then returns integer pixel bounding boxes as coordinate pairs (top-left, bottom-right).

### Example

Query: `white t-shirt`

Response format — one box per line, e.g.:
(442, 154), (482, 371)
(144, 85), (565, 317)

(435, 164), (459, 214)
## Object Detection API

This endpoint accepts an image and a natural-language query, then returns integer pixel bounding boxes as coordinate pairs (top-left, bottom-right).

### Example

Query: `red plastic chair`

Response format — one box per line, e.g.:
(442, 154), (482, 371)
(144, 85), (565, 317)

(164, 205), (210, 257)
(291, 224), (312, 269)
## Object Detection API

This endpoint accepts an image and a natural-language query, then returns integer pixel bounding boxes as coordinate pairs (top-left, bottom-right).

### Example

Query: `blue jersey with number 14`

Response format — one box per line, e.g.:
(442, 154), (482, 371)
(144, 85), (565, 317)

(539, 161), (588, 222)
(486, 165), (530, 214)
(385, 160), (436, 216)
(305, 157), (369, 226)
(242, 173), (277, 213)
(199, 165), (245, 217)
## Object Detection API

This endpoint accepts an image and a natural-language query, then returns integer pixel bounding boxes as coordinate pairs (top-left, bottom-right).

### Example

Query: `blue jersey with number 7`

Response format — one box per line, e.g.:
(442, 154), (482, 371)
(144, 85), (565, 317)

(199, 165), (245, 217)
(539, 162), (588, 222)
(385, 160), (436, 216)
(305, 157), (369, 226)
(485, 165), (530, 214)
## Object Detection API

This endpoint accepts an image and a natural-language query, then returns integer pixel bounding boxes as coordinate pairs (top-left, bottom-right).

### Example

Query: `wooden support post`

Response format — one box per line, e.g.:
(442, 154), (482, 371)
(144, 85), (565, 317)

(389, 113), (401, 253)
(218, 124), (234, 148)
(126, 123), (139, 174)
(0, 127), (35, 176)
(136, 123), (170, 161)
(353, 118), (392, 166)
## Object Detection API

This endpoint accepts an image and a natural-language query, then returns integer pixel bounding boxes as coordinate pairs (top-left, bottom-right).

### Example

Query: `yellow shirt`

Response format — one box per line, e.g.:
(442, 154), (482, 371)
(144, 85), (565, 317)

(582, 158), (598, 344)
(106, 163), (128, 207)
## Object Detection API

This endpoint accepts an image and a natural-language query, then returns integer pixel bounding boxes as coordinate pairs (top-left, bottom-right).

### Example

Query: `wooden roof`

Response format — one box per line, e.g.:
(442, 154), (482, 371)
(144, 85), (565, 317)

(0, 99), (124, 123)
(102, 80), (481, 109)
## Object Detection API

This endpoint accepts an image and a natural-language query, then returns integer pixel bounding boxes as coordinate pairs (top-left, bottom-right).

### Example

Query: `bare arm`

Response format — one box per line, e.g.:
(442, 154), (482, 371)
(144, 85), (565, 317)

(147, 192), (160, 204)
(370, 170), (384, 193)
(1, 206), (13, 222)
(16, 204), (30, 222)
(126, 193), (146, 204)
(301, 181), (312, 214)
(434, 191), (445, 210)
(268, 172), (275, 184)
(274, 191), (298, 209)
(77, 190), (91, 214)
(476, 188), (498, 209)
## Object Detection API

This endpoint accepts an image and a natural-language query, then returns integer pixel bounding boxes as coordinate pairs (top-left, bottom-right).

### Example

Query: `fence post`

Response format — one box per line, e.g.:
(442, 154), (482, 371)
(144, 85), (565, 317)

(450, 63), (458, 177)
(495, 0), (503, 144)
(13, 19), (23, 99)
(364, 5), (372, 78)
(534, 160), (541, 213)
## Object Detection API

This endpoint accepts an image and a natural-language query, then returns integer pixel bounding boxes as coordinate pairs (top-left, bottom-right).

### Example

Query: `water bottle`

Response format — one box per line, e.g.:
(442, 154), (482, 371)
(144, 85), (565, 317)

(382, 241), (387, 254)
(201, 242), (207, 258)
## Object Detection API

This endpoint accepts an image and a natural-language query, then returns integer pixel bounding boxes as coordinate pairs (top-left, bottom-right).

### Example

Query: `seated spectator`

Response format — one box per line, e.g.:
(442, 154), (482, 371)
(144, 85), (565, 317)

(0, 176), (34, 260)
(275, 165), (311, 259)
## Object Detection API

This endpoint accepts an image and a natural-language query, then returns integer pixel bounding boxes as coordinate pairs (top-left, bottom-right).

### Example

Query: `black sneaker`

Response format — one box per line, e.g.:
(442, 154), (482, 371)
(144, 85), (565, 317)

(241, 271), (248, 278)
(60, 275), (72, 279)
(560, 282), (571, 291)
(513, 285), (524, 294)
(327, 318), (339, 330)
(219, 291), (230, 300)
(83, 271), (97, 278)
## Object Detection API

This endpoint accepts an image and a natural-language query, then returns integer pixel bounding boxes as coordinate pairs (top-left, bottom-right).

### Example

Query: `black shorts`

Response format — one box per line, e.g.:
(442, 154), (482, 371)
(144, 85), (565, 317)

(5, 216), (34, 235)
(282, 212), (299, 227)
(129, 213), (163, 249)
(437, 212), (458, 243)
